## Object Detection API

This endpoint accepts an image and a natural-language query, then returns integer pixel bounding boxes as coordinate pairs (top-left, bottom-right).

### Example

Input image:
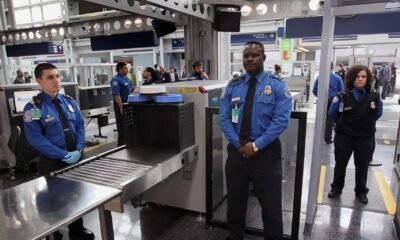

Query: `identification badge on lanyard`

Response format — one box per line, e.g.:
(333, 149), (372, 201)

(232, 104), (240, 123)
(30, 108), (42, 120)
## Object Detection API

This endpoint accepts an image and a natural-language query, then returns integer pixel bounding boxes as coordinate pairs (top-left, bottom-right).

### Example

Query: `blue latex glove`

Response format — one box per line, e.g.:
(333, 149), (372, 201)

(62, 150), (81, 164)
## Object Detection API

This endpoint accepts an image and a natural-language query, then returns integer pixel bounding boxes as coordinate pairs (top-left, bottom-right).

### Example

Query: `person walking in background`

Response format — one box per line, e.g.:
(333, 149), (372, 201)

(336, 63), (346, 82)
(312, 63), (344, 144)
(327, 65), (383, 204)
(142, 67), (155, 85)
(13, 69), (25, 84)
(381, 63), (391, 99)
(390, 62), (397, 93)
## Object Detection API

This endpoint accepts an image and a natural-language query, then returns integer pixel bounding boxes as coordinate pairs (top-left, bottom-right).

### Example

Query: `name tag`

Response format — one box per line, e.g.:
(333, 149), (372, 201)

(232, 97), (240, 102)
(30, 108), (41, 120)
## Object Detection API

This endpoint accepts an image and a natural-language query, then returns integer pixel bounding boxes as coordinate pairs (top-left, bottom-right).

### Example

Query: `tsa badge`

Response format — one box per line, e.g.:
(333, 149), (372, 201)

(68, 104), (74, 112)
(264, 85), (272, 95)
(371, 101), (376, 109)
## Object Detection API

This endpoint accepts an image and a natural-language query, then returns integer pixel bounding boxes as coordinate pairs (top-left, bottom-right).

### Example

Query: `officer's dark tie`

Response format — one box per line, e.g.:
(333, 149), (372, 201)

(239, 76), (257, 145)
(358, 90), (363, 101)
(53, 98), (76, 151)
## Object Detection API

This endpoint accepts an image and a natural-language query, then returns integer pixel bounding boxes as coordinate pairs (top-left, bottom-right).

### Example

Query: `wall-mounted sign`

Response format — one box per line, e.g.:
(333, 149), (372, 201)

(172, 38), (185, 49)
(231, 32), (276, 45)
(279, 38), (293, 62)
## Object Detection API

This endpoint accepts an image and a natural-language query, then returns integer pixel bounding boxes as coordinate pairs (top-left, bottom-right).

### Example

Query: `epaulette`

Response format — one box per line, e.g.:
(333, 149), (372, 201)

(228, 75), (243, 85)
(63, 94), (74, 100)
(267, 73), (283, 81)
(336, 90), (349, 99)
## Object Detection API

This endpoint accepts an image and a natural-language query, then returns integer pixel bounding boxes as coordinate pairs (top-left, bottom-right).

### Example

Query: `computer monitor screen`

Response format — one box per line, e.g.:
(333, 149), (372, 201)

(13, 90), (40, 113)
(13, 88), (65, 113)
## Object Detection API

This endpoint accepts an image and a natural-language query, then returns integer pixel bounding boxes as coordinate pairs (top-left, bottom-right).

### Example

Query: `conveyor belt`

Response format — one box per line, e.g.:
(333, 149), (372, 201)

(54, 145), (198, 212)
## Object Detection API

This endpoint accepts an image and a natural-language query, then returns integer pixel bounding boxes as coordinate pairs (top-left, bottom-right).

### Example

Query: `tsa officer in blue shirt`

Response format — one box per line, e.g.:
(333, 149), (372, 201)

(312, 63), (344, 144)
(220, 41), (292, 240)
(327, 65), (383, 204)
(110, 62), (133, 146)
(189, 61), (209, 80)
(23, 63), (94, 240)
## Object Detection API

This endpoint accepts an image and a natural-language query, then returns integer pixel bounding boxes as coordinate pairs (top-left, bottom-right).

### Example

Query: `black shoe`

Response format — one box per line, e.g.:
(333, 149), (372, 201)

(328, 189), (342, 198)
(356, 193), (368, 204)
(69, 228), (95, 240)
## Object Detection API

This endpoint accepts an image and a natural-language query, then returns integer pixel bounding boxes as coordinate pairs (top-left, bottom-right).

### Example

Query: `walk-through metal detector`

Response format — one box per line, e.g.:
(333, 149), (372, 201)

(205, 107), (307, 240)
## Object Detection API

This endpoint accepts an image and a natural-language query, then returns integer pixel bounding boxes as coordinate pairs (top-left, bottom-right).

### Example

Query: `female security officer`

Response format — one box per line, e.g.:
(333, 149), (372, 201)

(220, 41), (292, 240)
(23, 63), (94, 240)
(327, 65), (383, 204)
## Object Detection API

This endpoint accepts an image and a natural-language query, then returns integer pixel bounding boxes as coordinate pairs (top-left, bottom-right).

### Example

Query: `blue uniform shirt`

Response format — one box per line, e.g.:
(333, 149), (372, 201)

(23, 92), (85, 160)
(328, 88), (383, 120)
(220, 71), (292, 150)
(190, 72), (206, 80)
(110, 74), (133, 102)
(313, 72), (344, 97)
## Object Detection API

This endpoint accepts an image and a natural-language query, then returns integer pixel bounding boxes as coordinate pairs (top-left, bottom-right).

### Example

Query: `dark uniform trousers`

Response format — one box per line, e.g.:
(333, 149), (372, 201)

(226, 139), (283, 240)
(331, 132), (375, 194)
(325, 97), (334, 142)
(38, 155), (85, 233)
(114, 102), (125, 146)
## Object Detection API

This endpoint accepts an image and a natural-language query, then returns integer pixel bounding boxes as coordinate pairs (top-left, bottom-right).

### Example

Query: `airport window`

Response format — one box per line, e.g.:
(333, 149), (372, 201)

(13, 0), (65, 28)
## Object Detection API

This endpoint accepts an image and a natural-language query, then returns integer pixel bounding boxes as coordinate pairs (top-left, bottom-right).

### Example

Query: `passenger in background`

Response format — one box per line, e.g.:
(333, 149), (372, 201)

(13, 69), (25, 84)
(327, 65), (383, 204)
(23, 63), (94, 240)
(273, 64), (283, 78)
(381, 63), (391, 99)
(371, 67), (379, 93)
(142, 67), (155, 85)
(390, 62), (397, 93)
(181, 65), (187, 78)
(312, 63), (344, 144)
(169, 67), (179, 82)
(220, 41), (292, 240)
(159, 65), (171, 83)
(24, 72), (32, 83)
(153, 64), (161, 83)
(336, 63), (346, 82)
(110, 62), (133, 146)
(190, 61), (209, 80)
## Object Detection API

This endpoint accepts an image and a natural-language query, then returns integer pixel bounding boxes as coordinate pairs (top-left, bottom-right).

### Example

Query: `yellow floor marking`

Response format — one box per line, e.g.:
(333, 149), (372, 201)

(318, 165), (327, 204)
(384, 139), (391, 145)
(374, 171), (397, 215)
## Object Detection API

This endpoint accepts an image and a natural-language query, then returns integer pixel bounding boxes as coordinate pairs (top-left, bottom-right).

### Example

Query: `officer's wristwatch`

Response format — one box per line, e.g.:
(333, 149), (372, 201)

(252, 142), (259, 152)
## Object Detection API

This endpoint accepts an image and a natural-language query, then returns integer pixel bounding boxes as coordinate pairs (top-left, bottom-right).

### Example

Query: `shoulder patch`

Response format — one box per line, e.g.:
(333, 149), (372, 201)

(284, 87), (291, 98)
(228, 77), (242, 86)
(112, 80), (119, 86)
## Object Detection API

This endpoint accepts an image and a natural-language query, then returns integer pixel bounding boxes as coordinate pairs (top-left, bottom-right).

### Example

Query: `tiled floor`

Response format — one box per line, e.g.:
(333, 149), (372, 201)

(1, 91), (400, 240)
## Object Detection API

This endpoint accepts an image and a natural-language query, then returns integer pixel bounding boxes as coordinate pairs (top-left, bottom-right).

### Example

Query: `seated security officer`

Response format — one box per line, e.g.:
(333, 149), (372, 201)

(23, 63), (94, 240)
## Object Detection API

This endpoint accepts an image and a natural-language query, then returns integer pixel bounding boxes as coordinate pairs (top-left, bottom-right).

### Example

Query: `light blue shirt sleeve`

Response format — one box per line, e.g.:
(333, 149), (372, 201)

(110, 77), (121, 95)
(23, 104), (69, 159)
(254, 82), (292, 150)
(312, 78), (318, 97)
(375, 97), (383, 120)
(220, 85), (241, 149)
(338, 76), (344, 92)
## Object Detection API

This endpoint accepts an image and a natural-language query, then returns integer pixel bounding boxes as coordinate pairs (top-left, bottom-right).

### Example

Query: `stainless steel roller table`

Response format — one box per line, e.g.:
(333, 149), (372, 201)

(0, 176), (121, 240)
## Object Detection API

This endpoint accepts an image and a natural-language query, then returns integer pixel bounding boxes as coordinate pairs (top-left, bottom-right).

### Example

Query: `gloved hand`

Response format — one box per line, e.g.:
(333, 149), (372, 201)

(62, 150), (81, 164)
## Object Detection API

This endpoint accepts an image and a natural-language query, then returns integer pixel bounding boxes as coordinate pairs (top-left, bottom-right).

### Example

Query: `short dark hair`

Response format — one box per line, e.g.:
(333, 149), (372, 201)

(274, 64), (281, 73)
(34, 63), (57, 79)
(145, 67), (155, 78)
(344, 65), (373, 93)
(192, 61), (202, 69)
(154, 64), (158, 69)
(116, 62), (127, 72)
(244, 41), (265, 55)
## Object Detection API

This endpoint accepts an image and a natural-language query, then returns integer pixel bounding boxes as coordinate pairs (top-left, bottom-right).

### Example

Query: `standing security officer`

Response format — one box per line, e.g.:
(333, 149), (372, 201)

(220, 41), (292, 240)
(312, 63), (344, 144)
(23, 63), (94, 240)
(327, 65), (383, 204)
(110, 62), (133, 146)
